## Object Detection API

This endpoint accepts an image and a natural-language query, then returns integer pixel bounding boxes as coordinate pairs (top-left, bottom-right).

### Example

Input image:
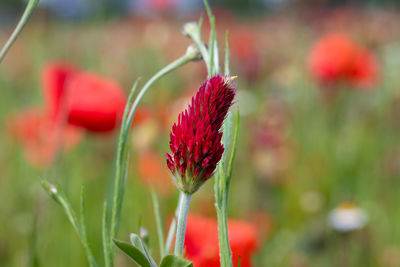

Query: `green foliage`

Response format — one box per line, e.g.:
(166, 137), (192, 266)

(159, 255), (193, 267)
(113, 239), (153, 267)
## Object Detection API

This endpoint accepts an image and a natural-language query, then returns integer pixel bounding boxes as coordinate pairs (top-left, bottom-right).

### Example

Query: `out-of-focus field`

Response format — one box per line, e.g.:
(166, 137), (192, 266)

(2, 5), (400, 267)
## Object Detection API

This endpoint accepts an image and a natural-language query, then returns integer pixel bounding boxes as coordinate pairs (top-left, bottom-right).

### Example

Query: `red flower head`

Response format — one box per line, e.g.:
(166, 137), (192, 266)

(184, 214), (258, 267)
(308, 33), (379, 89)
(166, 75), (236, 194)
(42, 63), (127, 132)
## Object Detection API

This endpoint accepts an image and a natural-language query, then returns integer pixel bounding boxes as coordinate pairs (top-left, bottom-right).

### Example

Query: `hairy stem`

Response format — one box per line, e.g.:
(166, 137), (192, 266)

(174, 193), (192, 257)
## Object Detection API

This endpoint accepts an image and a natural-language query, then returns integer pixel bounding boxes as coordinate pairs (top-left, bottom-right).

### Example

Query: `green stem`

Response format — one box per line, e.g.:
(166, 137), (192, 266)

(40, 180), (98, 267)
(0, 0), (40, 63)
(216, 188), (233, 267)
(174, 193), (192, 257)
(108, 50), (199, 265)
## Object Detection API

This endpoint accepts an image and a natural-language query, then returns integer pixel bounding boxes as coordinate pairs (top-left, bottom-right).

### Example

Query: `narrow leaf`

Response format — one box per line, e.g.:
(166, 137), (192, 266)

(41, 179), (97, 266)
(102, 202), (112, 267)
(40, 179), (80, 233)
(203, 0), (218, 76)
(130, 233), (157, 267)
(150, 188), (165, 257)
(109, 79), (140, 262)
(222, 111), (233, 165)
(160, 255), (193, 267)
(113, 239), (151, 267)
(226, 110), (240, 184)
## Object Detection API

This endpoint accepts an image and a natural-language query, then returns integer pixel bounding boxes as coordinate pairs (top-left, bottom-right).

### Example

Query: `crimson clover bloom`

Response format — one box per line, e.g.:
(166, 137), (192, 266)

(166, 75), (236, 194)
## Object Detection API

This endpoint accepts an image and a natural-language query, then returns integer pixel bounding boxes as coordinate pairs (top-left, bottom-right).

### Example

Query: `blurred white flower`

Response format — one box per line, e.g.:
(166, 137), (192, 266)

(328, 202), (368, 233)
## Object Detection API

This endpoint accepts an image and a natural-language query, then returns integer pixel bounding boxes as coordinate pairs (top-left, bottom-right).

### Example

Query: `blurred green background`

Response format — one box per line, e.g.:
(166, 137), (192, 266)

(2, 0), (400, 266)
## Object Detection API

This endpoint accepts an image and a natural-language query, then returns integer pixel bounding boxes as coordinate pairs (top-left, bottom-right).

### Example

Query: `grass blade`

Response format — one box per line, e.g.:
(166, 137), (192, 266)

(150, 188), (165, 257)
(203, 0), (218, 76)
(41, 179), (97, 267)
(113, 239), (151, 267)
(102, 201), (112, 267)
(226, 110), (240, 183)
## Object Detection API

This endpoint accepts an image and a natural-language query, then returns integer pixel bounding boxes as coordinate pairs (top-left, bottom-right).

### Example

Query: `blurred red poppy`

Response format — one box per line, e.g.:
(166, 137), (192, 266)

(184, 214), (258, 267)
(308, 33), (379, 88)
(41, 63), (78, 120)
(5, 108), (83, 168)
(42, 63), (127, 132)
(65, 72), (126, 132)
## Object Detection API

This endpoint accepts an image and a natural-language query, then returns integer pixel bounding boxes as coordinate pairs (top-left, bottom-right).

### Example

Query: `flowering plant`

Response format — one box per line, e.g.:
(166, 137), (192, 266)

(0, 0), (243, 266)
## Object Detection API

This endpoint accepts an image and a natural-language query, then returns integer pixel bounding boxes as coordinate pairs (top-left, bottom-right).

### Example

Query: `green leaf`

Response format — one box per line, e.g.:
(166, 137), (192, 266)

(222, 111), (233, 165)
(40, 179), (80, 235)
(41, 179), (98, 267)
(130, 233), (157, 267)
(160, 255), (193, 267)
(203, 0), (218, 76)
(113, 239), (151, 267)
(102, 202), (112, 267)
(150, 188), (165, 257)
(226, 110), (240, 184)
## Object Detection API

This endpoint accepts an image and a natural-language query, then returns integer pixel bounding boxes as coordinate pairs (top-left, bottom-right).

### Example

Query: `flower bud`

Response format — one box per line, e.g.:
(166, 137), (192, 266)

(182, 22), (198, 37)
(185, 44), (202, 61)
(166, 75), (236, 194)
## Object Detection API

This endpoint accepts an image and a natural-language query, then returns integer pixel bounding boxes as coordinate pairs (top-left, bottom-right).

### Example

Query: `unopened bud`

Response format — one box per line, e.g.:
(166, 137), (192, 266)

(185, 44), (202, 61)
(182, 22), (198, 37)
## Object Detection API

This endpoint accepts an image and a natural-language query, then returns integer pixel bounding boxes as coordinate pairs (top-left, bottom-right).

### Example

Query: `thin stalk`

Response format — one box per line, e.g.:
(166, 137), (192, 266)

(174, 193), (192, 257)
(215, 111), (239, 267)
(216, 187), (233, 267)
(0, 0), (40, 63)
(40, 180), (98, 267)
(102, 202), (111, 267)
(184, 21), (210, 73)
(108, 51), (199, 264)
